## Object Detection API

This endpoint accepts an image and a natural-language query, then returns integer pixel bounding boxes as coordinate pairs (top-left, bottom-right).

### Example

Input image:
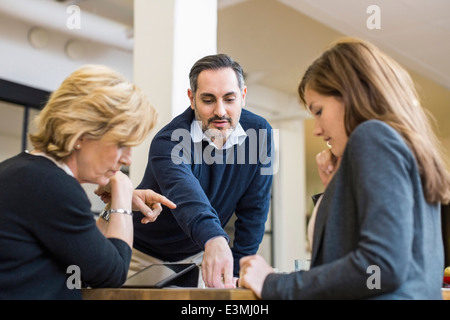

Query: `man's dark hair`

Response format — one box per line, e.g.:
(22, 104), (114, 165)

(189, 54), (245, 94)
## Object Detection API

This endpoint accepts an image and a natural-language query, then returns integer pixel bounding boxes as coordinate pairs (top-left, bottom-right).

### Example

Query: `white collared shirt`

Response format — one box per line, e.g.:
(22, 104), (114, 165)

(307, 194), (323, 252)
(190, 119), (247, 150)
(28, 151), (75, 177)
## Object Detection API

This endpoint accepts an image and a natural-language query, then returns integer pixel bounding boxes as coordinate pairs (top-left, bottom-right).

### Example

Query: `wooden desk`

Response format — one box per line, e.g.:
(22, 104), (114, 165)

(82, 288), (257, 300)
(84, 288), (450, 300)
(443, 288), (450, 300)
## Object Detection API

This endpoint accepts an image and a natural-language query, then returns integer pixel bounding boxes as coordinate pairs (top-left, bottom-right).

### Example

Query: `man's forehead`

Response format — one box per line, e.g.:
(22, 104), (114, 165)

(196, 68), (240, 93)
(199, 91), (238, 98)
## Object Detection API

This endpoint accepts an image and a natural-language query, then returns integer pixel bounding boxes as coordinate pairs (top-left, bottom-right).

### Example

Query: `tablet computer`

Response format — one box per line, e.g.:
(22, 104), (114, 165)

(122, 263), (197, 288)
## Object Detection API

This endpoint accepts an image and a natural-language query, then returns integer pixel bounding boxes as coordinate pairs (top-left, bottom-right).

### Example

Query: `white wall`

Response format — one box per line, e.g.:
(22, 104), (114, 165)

(246, 85), (309, 271)
(131, 0), (218, 187)
(0, 12), (133, 213)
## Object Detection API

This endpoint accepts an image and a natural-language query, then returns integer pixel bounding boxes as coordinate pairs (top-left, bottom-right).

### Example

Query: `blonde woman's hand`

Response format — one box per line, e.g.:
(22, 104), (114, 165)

(95, 171), (134, 247)
(95, 184), (112, 204)
(95, 171), (134, 207)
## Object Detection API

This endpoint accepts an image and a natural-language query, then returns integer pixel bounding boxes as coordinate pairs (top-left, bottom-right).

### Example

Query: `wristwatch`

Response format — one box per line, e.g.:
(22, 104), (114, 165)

(99, 209), (133, 222)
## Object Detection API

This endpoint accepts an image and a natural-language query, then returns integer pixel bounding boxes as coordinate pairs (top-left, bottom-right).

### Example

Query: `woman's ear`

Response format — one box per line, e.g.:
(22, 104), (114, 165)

(74, 135), (85, 150)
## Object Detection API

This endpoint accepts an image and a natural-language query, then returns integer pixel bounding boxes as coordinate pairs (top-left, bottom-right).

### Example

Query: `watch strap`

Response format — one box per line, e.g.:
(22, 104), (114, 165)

(99, 208), (133, 222)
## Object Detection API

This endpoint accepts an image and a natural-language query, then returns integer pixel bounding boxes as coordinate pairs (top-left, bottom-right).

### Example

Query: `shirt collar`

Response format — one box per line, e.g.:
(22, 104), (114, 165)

(190, 119), (247, 150)
(28, 151), (75, 177)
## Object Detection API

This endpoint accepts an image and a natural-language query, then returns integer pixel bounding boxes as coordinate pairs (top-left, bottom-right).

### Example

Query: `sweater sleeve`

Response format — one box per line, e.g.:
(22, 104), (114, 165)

(31, 173), (131, 288)
(147, 133), (229, 249)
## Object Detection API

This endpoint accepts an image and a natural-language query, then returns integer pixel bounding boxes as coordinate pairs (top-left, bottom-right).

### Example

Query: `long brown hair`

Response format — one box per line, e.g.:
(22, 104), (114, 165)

(299, 38), (450, 204)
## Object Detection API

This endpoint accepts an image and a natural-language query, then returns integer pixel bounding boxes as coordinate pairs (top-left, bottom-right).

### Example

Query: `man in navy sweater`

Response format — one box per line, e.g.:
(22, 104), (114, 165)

(132, 54), (274, 288)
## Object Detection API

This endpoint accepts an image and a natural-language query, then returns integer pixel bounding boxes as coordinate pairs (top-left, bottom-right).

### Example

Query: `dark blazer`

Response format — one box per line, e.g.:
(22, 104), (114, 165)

(262, 120), (444, 299)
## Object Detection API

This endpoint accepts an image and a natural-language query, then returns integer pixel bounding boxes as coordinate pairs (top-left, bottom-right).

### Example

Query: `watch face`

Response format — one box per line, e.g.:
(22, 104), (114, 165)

(100, 210), (110, 222)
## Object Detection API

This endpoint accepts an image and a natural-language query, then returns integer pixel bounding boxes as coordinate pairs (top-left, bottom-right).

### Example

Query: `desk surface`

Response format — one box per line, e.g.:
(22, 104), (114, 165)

(82, 288), (257, 300)
(84, 288), (450, 300)
(443, 288), (450, 300)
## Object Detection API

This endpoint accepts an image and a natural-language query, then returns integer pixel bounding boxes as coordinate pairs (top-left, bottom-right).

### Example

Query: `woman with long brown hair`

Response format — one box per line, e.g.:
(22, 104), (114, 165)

(239, 38), (450, 299)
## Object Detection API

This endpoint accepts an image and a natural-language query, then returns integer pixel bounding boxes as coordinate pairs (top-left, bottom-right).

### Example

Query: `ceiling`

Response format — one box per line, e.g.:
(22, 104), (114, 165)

(279, 0), (450, 91)
(218, 0), (450, 94)
(216, 0), (450, 186)
(72, 0), (450, 91)
(69, 0), (133, 26)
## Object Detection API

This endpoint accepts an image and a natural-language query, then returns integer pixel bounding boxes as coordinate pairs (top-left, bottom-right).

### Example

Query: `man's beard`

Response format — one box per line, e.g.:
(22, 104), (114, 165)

(193, 103), (235, 148)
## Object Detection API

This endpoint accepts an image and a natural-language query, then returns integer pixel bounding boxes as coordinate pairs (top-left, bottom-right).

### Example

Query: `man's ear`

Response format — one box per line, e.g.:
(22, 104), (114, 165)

(188, 89), (195, 110)
(242, 86), (247, 107)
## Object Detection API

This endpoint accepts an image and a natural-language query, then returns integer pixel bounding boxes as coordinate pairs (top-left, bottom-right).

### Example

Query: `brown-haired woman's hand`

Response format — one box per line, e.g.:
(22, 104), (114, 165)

(316, 149), (342, 188)
(239, 255), (275, 299)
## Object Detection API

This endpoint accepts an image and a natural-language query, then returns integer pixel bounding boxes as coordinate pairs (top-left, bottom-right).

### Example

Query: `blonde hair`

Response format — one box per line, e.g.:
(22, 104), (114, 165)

(299, 38), (450, 204)
(30, 65), (157, 160)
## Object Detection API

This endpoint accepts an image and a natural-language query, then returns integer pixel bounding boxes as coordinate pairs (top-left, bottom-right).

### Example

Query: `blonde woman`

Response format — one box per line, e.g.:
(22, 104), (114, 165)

(0, 65), (175, 299)
(240, 38), (450, 299)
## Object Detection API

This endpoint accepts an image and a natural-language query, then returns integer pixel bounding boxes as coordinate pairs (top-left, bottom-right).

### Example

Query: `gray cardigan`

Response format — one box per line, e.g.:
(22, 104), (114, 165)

(263, 120), (444, 299)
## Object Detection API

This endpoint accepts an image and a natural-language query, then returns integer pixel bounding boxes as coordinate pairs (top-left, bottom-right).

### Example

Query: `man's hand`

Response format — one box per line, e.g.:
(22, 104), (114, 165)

(202, 237), (235, 288)
(132, 189), (176, 224)
(239, 255), (275, 299)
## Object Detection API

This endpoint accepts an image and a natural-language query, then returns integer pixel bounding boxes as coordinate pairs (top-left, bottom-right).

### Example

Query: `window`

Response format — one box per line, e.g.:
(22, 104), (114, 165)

(0, 79), (49, 162)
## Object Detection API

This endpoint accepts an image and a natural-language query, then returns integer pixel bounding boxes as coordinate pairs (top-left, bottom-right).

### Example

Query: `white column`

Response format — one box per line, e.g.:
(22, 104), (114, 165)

(131, 0), (217, 186)
(246, 84), (309, 271)
(172, 0), (218, 117)
(272, 120), (307, 272)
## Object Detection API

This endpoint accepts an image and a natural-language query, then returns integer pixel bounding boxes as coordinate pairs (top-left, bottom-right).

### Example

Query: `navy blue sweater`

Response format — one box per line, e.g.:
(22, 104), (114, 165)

(0, 153), (131, 299)
(134, 107), (273, 274)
